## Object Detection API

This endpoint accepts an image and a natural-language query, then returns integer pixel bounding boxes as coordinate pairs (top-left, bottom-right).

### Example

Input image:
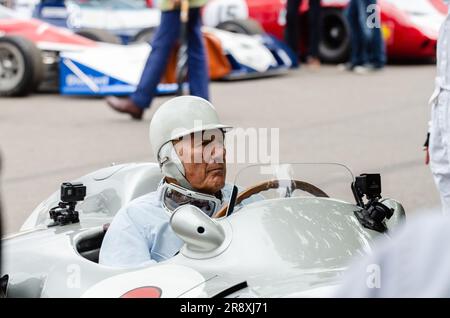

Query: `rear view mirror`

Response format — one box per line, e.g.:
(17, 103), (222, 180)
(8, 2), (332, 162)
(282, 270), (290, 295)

(170, 205), (231, 259)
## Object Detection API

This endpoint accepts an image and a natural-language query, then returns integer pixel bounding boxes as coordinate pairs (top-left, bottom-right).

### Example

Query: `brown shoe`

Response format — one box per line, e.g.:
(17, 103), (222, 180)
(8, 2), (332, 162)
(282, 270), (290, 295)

(106, 96), (144, 120)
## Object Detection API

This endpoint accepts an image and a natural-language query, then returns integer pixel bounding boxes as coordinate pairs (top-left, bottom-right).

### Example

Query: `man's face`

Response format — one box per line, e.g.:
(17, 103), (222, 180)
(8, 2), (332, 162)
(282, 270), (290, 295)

(174, 129), (226, 195)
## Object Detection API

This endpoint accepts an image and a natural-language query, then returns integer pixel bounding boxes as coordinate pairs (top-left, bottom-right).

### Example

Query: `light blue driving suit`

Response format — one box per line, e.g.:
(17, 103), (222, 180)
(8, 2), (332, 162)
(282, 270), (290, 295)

(99, 182), (248, 268)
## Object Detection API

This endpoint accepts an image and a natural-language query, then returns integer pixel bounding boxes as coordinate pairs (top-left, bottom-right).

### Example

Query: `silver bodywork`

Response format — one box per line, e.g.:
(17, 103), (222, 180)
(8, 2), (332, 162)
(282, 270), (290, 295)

(1, 162), (405, 298)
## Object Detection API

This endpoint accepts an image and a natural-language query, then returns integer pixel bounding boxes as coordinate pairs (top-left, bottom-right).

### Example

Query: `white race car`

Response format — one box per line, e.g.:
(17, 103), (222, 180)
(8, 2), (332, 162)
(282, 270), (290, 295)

(1, 162), (405, 297)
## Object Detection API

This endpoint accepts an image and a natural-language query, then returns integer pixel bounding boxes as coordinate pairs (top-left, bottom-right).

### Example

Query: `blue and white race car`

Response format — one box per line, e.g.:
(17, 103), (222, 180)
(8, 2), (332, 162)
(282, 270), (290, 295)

(0, 4), (296, 97)
(28, 0), (159, 44)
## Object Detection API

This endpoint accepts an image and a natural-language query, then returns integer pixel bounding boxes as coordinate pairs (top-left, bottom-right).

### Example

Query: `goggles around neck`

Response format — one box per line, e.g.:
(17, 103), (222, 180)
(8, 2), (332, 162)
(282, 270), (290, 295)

(161, 182), (223, 217)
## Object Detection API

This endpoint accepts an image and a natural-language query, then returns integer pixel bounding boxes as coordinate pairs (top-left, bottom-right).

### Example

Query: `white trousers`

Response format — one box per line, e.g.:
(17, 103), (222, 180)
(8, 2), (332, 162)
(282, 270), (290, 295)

(429, 89), (450, 215)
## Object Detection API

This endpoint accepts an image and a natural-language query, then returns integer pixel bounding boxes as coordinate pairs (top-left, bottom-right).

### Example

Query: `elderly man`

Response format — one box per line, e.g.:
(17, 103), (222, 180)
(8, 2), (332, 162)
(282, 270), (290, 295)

(99, 96), (239, 268)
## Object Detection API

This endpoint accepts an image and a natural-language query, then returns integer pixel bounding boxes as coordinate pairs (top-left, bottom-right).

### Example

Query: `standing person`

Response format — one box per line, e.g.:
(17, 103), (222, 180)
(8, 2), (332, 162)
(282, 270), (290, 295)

(425, 0), (450, 215)
(284, 0), (322, 68)
(341, 0), (385, 73)
(366, 0), (386, 70)
(105, 0), (210, 120)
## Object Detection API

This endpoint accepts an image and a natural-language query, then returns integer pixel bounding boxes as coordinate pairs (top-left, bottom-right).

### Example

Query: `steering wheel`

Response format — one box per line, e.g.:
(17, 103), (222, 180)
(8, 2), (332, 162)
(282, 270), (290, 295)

(214, 179), (329, 218)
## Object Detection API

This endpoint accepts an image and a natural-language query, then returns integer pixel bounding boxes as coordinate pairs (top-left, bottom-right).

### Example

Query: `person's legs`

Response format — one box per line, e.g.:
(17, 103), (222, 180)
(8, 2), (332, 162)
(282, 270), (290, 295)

(186, 8), (209, 101)
(308, 0), (321, 59)
(356, 0), (369, 66)
(346, 0), (364, 67)
(130, 11), (181, 109)
(368, 27), (386, 68)
(285, 0), (302, 58)
(430, 90), (450, 215)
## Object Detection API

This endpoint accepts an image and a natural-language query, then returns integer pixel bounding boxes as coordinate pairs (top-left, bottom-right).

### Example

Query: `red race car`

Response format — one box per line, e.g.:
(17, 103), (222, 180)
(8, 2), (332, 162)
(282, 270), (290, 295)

(201, 0), (448, 63)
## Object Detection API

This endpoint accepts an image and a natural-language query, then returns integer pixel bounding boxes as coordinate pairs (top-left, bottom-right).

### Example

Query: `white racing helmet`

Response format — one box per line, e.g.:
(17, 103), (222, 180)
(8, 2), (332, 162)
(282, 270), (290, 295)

(149, 96), (232, 190)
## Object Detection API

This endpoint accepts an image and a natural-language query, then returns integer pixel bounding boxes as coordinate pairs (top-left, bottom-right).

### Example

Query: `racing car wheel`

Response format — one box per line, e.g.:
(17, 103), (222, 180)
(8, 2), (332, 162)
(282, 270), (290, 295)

(214, 179), (329, 218)
(0, 36), (43, 97)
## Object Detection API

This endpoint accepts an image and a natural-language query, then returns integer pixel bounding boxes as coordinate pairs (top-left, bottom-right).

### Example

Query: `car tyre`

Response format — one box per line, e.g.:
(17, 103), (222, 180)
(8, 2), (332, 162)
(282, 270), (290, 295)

(319, 8), (351, 64)
(0, 36), (43, 97)
(216, 18), (264, 35)
(132, 27), (157, 43)
(75, 28), (122, 44)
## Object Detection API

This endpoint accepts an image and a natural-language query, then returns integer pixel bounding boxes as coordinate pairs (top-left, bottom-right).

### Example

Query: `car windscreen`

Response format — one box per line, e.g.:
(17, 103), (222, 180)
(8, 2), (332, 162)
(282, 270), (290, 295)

(229, 163), (355, 212)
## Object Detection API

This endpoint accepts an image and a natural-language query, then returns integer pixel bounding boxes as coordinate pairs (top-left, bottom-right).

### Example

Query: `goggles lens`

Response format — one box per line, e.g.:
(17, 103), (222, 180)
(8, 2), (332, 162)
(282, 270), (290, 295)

(162, 183), (221, 217)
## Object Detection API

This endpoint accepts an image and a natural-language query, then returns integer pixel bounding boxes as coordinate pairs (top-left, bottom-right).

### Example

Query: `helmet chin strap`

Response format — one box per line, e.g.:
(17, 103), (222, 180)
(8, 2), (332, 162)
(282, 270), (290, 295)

(158, 142), (193, 190)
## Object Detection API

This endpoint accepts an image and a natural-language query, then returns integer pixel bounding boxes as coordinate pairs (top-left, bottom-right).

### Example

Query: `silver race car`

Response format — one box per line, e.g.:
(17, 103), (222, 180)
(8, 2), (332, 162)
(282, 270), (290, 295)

(1, 162), (405, 298)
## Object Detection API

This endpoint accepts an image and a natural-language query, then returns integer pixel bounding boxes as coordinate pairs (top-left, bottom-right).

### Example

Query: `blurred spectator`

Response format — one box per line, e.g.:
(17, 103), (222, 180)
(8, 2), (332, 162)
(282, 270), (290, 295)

(106, 0), (210, 120)
(426, 1), (450, 214)
(285, 0), (322, 68)
(336, 214), (450, 297)
(340, 0), (385, 74)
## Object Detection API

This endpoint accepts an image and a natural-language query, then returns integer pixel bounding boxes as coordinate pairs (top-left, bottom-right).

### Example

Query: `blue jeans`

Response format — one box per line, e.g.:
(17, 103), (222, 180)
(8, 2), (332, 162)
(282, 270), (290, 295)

(345, 0), (385, 67)
(367, 4), (386, 68)
(131, 8), (209, 109)
(285, 0), (322, 60)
